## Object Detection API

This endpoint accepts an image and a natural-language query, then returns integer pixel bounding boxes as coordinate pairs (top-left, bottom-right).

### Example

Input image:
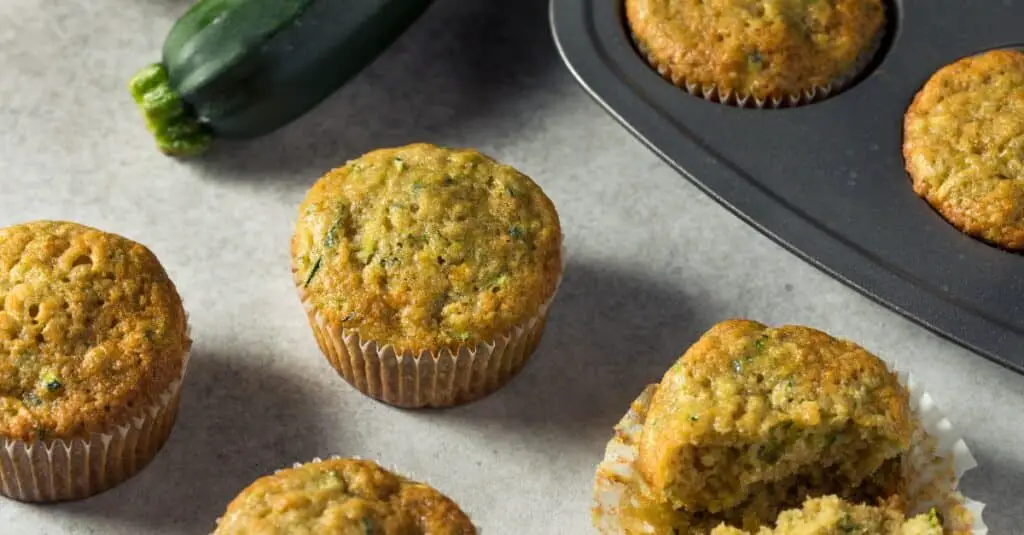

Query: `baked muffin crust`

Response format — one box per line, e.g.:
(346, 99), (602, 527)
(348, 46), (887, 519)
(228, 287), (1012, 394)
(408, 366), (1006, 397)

(214, 458), (476, 535)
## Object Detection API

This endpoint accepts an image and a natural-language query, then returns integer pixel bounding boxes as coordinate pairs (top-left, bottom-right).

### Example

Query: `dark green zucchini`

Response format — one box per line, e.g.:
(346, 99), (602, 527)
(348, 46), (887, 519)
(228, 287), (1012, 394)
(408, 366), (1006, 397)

(130, 0), (433, 156)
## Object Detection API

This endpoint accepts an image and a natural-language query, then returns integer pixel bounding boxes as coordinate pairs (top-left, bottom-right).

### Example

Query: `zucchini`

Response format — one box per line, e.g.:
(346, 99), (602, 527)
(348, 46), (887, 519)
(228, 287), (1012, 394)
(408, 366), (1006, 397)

(130, 0), (433, 156)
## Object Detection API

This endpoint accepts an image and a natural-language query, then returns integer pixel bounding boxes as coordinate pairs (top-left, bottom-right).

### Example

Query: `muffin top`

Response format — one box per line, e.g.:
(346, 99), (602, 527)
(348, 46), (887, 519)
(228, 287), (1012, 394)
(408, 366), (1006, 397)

(904, 49), (1024, 249)
(637, 319), (912, 512)
(0, 221), (189, 442)
(214, 458), (476, 535)
(292, 143), (562, 353)
(625, 0), (885, 101)
(709, 495), (942, 535)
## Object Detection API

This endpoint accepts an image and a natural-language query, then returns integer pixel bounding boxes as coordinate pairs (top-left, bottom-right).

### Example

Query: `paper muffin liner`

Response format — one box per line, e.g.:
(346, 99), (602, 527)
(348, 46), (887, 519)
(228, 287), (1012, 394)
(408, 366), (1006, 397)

(632, 18), (885, 109)
(213, 456), (482, 534)
(0, 348), (190, 503)
(593, 369), (987, 534)
(298, 272), (562, 409)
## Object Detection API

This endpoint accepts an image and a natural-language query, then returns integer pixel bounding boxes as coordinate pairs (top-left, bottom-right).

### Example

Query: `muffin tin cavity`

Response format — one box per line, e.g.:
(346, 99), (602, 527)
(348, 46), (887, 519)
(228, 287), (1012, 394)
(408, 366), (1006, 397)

(551, 1), (1024, 374)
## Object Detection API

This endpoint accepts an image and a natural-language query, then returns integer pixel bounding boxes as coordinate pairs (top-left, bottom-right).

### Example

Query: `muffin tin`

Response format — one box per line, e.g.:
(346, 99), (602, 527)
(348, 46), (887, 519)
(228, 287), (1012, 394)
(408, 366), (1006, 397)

(550, 0), (1024, 375)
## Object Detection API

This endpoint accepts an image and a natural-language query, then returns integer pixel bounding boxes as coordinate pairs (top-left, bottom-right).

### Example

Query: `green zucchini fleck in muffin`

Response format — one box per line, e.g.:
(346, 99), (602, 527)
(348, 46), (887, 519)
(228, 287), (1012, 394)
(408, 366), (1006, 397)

(625, 0), (886, 106)
(0, 220), (190, 502)
(638, 320), (912, 513)
(710, 495), (943, 535)
(292, 143), (563, 408)
(904, 49), (1024, 250)
(213, 458), (476, 535)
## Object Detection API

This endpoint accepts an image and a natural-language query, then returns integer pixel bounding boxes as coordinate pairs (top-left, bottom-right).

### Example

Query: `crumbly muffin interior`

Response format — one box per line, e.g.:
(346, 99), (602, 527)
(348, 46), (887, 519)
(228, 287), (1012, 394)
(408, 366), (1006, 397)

(639, 320), (912, 513)
(0, 221), (188, 442)
(214, 458), (476, 535)
(292, 144), (561, 352)
(709, 495), (943, 535)
(602, 383), (905, 535)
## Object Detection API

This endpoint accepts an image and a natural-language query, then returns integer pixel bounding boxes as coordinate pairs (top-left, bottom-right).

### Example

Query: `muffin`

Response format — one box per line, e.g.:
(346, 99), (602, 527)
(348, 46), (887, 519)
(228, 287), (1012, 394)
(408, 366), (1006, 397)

(903, 49), (1024, 249)
(592, 386), (904, 535)
(625, 0), (886, 106)
(0, 221), (190, 502)
(710, 495), (943, 535)
(213, 458), (476, 534)
(638, 320), (912, 513)
(593, 320), (980, 535)
(291, 143), (563, 408)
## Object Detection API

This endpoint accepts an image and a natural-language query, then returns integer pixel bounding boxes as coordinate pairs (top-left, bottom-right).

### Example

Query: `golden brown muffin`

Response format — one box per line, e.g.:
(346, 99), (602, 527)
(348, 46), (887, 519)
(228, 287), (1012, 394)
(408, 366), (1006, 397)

(709, 495), (943, 535)
(0, 221), (188, 441)
(625, 0), (885, 104)
(0, 220), (189, 501)
(213, 458), (476, 535)
(904, 49), (1024, 249)
(592, 385), (905, 535)
(293, 144), (562, 351)
(637, 320), (912, 514)
(292, 143), (562, 407)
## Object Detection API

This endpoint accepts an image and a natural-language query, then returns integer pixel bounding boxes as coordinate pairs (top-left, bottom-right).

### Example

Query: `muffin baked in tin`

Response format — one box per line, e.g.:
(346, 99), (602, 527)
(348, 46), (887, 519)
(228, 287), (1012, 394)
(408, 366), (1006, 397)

(625, 0), (887, 106)
(904, 49), (1024, 250)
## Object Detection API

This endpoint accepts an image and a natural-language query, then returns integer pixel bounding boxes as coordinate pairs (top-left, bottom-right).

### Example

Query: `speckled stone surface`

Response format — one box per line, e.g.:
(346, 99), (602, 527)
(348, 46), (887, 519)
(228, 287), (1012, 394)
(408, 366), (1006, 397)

(0, 1), (1021, 533)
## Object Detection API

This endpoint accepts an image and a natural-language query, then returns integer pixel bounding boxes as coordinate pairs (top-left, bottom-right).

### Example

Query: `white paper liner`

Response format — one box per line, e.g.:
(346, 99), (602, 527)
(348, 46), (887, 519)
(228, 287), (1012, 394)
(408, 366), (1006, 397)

(593, 370), (986, 534)
(297, 267), (563, 409)
(676, 78), (840, 109)
(897, 369), (987, 535)
(0, 346), (190, 503)
(213, 456), (481, 534)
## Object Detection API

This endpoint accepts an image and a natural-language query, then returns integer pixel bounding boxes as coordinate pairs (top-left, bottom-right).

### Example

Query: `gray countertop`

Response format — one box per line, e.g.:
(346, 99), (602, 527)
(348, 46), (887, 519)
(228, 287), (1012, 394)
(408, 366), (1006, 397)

(0, 1), (1021, 533)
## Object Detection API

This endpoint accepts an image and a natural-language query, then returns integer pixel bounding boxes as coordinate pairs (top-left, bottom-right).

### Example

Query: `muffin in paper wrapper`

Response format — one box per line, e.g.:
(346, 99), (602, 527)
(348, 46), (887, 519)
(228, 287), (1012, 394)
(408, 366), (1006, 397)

(593, 368), (987, 534)
(0, 349), (190, 503)
(632, 17), (885, 109)
(298, 273), (560, 409)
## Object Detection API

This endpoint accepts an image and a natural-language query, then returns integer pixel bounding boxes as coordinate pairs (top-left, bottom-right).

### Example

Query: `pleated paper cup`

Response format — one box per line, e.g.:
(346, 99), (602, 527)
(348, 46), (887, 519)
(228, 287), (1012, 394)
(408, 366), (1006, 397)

(666, 49), (876, 109)
(0, 350), (189, 503)
(675, 77), (845, 109)
(298, 276), (561, 409)
(593, 370), (987, 534)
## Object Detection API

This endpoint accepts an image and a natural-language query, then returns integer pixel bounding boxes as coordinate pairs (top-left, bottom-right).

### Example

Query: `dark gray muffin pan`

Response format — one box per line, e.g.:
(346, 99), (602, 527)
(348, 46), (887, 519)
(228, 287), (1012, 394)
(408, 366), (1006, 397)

(550, 0), (1024, 374)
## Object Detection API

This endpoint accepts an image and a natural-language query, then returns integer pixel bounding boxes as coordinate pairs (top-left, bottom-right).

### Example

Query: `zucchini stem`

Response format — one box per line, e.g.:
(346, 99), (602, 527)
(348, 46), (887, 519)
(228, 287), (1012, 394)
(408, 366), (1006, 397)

(129, 64), (213, 157)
